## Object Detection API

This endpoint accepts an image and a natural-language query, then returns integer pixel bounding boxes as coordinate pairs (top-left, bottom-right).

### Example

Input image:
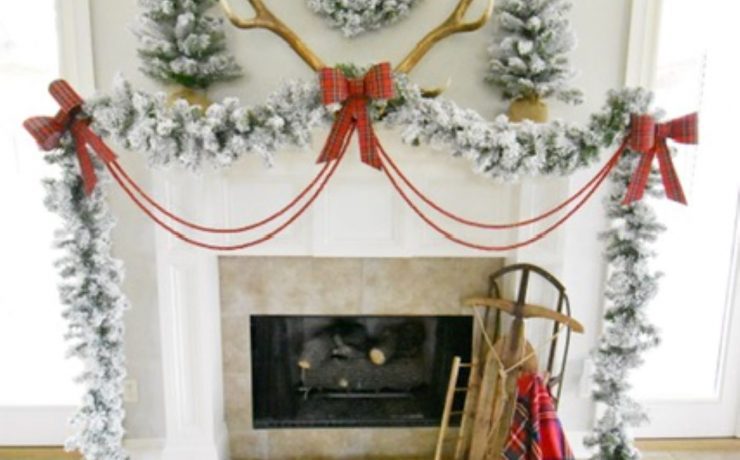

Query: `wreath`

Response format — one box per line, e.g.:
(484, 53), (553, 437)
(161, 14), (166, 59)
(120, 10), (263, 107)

(306, 0), (423, 38)
(22, 0), (698, 458)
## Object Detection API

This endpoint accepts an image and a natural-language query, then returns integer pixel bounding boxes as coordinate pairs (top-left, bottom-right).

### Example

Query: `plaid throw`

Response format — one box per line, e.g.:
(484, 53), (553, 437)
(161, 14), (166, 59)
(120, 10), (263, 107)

(622, 113), (698, 205)
(23, 80), (117, 195)
(503, 373), (574, 460)
(318, 63), (394, 169)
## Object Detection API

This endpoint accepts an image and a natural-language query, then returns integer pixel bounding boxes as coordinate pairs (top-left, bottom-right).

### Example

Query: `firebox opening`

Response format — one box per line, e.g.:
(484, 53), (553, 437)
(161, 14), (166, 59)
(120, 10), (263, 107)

(250, 315), (473, 429)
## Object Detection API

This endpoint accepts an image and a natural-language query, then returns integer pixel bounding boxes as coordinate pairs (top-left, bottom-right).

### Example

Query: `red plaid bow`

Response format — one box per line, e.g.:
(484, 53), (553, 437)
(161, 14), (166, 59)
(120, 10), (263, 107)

(318, 63), (394, 169)
(622, 113), (698, 205)
(23, 80), (117, 195)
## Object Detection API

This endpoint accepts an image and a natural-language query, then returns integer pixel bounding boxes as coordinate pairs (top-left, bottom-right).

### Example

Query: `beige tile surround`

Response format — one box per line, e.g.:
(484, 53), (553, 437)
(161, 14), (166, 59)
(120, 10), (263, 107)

(219, 257), (503, 460)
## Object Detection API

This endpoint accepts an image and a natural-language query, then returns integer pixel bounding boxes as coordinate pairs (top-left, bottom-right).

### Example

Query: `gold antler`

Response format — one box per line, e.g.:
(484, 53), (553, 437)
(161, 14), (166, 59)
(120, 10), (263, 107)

(220, 0), (326, 71)
(395, 0), (495, 74)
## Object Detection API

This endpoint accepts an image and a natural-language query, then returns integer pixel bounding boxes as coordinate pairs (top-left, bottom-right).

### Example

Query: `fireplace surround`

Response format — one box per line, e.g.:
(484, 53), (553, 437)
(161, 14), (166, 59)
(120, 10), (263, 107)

(143, 119), (572, 460)
(219, 256), (503, 459)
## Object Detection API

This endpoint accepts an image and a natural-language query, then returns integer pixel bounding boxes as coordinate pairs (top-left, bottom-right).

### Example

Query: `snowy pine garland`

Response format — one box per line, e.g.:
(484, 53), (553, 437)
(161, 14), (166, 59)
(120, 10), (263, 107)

(487, 0), (582, 104)
(585, 149), (664, 459)
(134, 0), (242, 89)
(306, 0), (422, 38)
(88, 76), (328, 170)
(386, 77), (643, 179)
(43, 139), (129, 460)
(89, 74), (643, 178)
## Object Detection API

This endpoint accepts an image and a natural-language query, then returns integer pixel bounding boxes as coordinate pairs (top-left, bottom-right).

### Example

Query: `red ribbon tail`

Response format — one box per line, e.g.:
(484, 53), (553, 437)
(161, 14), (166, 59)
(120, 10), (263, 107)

(656, 142), (687, 205)
(82, 124), (118, 164)
(318, 106), (355, 164)
(621, 150), (655, 205)
(71, 125), (97, 196)
(70, 122), (118, 196)
(356, 108), (382, 170)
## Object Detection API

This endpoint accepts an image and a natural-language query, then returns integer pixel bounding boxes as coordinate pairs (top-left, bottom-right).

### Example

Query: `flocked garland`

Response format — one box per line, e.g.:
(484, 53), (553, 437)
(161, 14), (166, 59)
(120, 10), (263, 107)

(44, 139), (128, 460)
(38, 1), (668, 458)
(305, 0), (422, 38)
(68, 70), (662, 459)
(89, 74), (645, 178)
(586, 144), (664, 460)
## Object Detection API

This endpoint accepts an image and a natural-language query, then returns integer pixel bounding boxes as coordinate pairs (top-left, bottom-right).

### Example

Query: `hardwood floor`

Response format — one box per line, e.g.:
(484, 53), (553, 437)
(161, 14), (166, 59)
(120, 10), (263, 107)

(638, 439), (740, 460)
(0, 447), (79, 460)
(1, 440), (739, 459)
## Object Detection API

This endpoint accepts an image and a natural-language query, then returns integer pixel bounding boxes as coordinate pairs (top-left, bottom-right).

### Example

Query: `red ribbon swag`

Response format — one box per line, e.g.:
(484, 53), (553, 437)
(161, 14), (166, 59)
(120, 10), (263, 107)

(23, 69), (698, 252)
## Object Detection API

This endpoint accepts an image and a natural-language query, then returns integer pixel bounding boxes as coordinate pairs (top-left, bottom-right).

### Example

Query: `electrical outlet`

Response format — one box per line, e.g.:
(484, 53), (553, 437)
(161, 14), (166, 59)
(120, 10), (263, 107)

(123, 379), (139, 403)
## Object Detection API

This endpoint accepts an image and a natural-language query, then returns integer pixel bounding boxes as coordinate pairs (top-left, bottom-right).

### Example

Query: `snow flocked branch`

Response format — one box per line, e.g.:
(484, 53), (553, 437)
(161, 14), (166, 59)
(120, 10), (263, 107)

(88, 74), (645, 178)
(44, 138), (129, 460)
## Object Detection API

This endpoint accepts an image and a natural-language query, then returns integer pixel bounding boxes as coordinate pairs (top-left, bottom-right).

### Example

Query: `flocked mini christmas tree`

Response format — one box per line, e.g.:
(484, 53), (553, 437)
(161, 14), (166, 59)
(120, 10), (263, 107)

(134, 0), (242, 100)
(487, 0), (582, 122)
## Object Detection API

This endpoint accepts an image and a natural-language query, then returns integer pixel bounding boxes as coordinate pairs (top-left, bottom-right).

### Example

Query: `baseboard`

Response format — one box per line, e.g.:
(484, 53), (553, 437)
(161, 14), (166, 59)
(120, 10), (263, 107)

(0, 406), (76, 446)
(124, 438), (164, 460)
(126, 422), (228, 460)
(568, 430), (594, 460)
(216, 421), (230, 460)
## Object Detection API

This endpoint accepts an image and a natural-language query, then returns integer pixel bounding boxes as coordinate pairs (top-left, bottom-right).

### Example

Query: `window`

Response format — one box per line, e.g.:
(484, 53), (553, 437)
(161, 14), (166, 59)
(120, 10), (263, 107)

(0, 0), (82, 407)
(629, 0), (740, 436)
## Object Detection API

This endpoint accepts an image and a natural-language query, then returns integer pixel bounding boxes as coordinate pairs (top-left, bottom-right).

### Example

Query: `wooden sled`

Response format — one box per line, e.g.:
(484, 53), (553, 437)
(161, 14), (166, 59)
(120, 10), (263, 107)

(435, 264), (584, 460)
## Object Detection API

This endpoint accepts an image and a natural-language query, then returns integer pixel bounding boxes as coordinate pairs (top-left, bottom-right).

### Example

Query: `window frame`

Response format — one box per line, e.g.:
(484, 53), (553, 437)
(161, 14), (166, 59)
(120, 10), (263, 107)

(0, 0), (96, 446)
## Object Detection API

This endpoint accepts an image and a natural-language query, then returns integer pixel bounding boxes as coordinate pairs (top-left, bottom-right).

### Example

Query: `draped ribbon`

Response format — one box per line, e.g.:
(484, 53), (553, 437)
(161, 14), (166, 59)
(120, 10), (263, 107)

(23, 80), (117, 196)
(318, 63), (394, 169)
(622, 113), (698, 205)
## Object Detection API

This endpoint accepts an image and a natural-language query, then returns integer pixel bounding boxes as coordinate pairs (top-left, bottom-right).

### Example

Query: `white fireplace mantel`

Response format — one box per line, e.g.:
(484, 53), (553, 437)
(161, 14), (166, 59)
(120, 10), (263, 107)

(151, 140), (570, 459)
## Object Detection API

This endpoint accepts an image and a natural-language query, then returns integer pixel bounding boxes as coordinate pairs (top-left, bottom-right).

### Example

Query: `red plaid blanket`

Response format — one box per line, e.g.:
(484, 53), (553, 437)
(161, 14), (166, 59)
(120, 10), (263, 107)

(502, 373), (574, 460)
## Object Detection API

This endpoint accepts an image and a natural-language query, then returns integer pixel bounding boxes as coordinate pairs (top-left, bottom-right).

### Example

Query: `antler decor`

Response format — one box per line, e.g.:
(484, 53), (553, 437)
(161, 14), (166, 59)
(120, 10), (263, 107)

(219, 0), (494, 75)
(219, 0), (326, 71)
(395, 0), (495, 74)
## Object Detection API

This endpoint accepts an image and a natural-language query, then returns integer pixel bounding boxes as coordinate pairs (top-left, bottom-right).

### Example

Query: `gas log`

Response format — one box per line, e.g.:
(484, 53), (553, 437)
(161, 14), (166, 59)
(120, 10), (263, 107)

(298, 320), (369, 369)
(369, 320), (426, 366)
(298, 334), (334, 369)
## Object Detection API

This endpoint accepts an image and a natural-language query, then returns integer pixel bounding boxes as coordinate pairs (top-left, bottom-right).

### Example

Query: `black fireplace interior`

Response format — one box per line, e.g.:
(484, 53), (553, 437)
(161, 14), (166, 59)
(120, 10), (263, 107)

(251, 315), (473, 429)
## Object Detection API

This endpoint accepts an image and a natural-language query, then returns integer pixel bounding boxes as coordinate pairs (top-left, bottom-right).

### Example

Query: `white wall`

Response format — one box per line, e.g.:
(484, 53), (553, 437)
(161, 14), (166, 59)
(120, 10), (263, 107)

(86, 0), (632, 442)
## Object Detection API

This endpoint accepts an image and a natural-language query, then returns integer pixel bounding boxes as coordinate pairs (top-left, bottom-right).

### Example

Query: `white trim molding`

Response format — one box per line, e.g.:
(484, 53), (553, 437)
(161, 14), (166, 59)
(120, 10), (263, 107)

(624, 0), (663, 88)
(154, 172), (229, 460)
(125, 438), (165, 460)
(56, 0), (96, 95)
(148, 149), (569, 458)
(0, 406), (76, 446)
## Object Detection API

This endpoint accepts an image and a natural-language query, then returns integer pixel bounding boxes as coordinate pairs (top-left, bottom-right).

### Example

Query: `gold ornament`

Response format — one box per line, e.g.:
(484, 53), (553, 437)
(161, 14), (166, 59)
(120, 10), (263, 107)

(167, 87), (212, 110)
(507, 96), (549, 123)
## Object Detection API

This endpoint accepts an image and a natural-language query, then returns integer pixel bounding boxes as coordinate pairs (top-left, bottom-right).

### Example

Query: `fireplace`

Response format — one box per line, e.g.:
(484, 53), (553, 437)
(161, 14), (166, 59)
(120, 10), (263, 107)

(219, 256), (504, 458)
(250, 315), (472, 428)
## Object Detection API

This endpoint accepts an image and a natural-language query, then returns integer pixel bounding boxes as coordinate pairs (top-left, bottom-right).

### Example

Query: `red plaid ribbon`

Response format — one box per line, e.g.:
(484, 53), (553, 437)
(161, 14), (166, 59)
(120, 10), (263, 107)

(318, 63), (394, 169)
(622, 113), (698, 205)
(23, 80), (117, 195)
(503, 373), (575, 460)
